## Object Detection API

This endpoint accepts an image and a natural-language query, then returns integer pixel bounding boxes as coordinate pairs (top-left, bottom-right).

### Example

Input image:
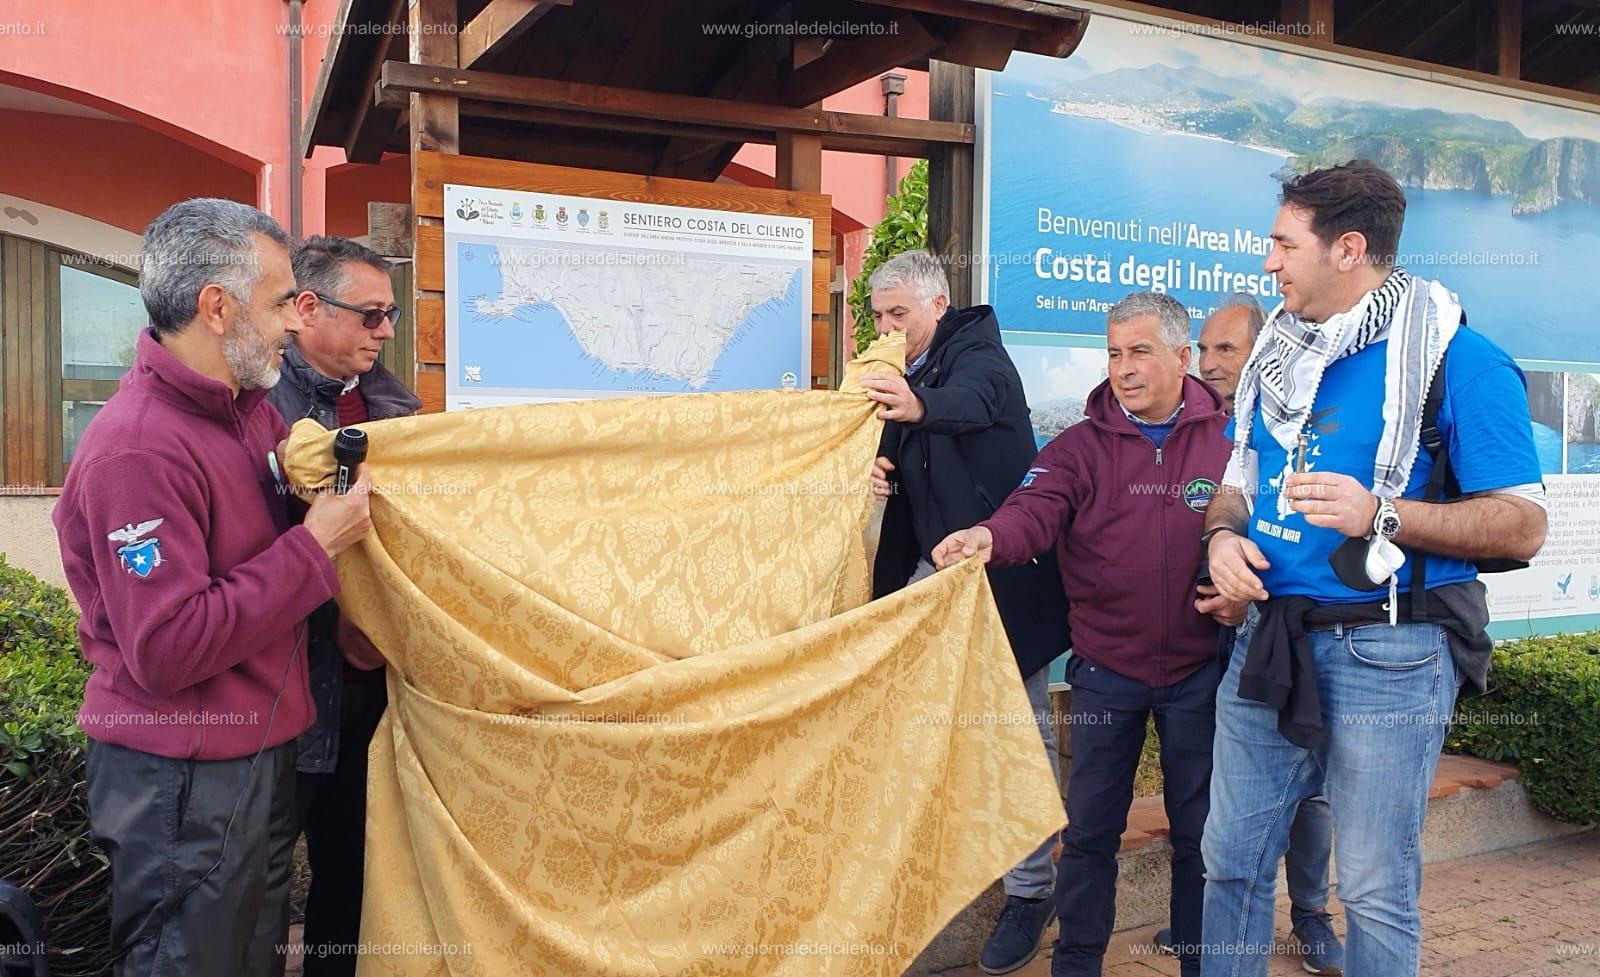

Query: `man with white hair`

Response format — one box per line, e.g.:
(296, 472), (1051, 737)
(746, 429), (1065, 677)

(863, 249), (1071, 974)
(53, 198), (373, 977)
(934, 291), (1239, 977)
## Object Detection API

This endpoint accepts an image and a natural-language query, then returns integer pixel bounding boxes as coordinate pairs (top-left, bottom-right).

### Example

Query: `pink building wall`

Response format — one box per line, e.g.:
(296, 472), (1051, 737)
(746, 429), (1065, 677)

(0, 0), (925, 288)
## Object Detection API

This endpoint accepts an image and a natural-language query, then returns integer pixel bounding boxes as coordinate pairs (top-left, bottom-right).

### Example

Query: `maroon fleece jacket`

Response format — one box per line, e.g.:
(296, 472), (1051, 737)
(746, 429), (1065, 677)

(981, 375), (1231, 687)
(53, 329), (340, 760)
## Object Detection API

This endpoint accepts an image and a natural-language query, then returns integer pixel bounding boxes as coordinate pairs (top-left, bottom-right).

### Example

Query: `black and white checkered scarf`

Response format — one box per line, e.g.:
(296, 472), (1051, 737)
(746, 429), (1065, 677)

(1226, 268), (1461, 518)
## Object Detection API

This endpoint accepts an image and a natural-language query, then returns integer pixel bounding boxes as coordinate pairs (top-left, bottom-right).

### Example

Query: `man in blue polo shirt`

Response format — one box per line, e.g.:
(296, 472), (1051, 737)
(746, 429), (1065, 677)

(1200, 160), (1546, 977)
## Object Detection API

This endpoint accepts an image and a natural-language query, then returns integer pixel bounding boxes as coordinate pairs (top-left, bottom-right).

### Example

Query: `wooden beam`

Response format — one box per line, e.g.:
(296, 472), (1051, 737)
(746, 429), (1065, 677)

(1397, 1), (1472, 61)
(344, 0), (409, 164)
(862, 0), (1083, 33)
(303, 0), (356, 155)
(366, 202), (414, 256)
(1280, 0), (1334, 40)
(378, 61), (975, 146)
(1014, 11), (1088, 58)
(1475, 0), (1522, 78)
(781, 12), (944, 107)
(412, 151), (833, 234)
(409, 0), (457, 401)
(775, 132), (823, 192)
(407, 1), (460, 160)
(462, 124), (667, 174)
(927, 60), (975, 308)
(459, 0), (572, 68)
(456, 99), (947, 156)
(934, 21), (1022, 71)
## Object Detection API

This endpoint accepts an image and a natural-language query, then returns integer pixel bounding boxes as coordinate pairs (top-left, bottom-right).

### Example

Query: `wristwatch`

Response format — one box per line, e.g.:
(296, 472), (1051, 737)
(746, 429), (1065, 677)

(1372, 496), (1402, 541)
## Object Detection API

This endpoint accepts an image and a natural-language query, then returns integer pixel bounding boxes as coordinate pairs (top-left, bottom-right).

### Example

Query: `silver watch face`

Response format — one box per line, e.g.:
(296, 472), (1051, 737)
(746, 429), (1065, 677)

(1377, 504), (1401, 539)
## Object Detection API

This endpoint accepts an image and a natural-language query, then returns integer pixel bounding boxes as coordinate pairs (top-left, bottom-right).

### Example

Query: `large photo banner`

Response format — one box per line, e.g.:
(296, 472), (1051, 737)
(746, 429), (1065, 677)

(978, 13), (1600, 633)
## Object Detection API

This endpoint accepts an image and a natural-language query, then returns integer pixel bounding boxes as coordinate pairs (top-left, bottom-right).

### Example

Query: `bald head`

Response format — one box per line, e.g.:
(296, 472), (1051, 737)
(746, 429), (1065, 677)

(1196, 304), (1259, 411)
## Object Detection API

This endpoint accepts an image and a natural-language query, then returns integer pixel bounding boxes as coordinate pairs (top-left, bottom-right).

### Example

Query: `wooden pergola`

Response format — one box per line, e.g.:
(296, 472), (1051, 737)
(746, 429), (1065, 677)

(303, 0), (1090, 408)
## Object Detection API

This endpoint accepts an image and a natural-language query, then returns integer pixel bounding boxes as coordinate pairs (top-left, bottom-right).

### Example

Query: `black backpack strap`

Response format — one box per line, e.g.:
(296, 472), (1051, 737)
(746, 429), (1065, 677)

(1411, 345), (1453, 620)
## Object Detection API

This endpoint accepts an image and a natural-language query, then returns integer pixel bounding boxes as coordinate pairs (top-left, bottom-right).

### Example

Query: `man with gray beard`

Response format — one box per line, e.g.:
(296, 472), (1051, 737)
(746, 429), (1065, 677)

(52, 198), (373, 977)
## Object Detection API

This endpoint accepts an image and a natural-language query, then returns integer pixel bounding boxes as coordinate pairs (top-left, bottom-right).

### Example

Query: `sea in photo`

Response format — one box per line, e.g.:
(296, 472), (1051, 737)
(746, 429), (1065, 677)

(1526, 371), (1564, 475)
(987, 40), (1600, 368)
(1566, 374), (1600, 474)
(1008, 341), (1108, 449)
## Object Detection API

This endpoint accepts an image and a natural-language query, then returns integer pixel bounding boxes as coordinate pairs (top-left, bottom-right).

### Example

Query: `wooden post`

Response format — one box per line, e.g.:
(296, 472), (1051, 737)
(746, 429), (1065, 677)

(1281, 0), (1334, 41)
(774, 131), (830, 387)
(409, 0), (459, 410)
(1475, 0), (1521, 78)
(775, 132), (823, 193)
(928, 60), (976, 309)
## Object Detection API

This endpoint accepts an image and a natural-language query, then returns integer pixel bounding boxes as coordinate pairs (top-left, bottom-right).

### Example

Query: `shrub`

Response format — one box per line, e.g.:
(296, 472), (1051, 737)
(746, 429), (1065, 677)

(1447, 631), (1600, 825)
(847, 159), (928, 355)
(0, 554), (110, 977)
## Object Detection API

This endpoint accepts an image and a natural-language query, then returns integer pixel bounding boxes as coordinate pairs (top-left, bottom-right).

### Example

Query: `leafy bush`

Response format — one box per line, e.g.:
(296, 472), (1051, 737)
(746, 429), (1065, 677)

(847, 159), (929, 355)
(0, 554), (110, 977)
(1447, 631), (1600, 825)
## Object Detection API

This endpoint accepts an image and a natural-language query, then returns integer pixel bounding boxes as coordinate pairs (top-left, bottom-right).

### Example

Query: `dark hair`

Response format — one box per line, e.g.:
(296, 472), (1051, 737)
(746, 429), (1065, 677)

(291, 235), (391, 299)
(1279, 159), (1405, 267)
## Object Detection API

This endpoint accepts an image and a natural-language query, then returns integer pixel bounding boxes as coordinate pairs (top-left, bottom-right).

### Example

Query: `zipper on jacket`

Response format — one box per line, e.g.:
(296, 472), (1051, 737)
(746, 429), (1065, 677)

(1156, 435), (1172, 683)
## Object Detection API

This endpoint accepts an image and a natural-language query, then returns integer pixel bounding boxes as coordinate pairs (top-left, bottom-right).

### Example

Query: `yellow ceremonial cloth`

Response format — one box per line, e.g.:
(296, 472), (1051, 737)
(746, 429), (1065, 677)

(284, 335), (1064, 976)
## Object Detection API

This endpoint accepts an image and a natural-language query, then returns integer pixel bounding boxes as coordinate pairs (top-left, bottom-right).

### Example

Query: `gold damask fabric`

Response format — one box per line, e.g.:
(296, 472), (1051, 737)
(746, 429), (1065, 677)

(284, 335), (1064, 977)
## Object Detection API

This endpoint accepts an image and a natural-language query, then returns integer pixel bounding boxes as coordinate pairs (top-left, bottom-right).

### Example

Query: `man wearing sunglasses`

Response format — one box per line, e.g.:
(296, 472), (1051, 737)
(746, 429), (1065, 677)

(266, 235), (420, 977)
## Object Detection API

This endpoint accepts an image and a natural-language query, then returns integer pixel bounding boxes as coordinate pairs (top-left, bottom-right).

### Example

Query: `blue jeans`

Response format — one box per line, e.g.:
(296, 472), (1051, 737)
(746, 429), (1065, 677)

(1005, 666), (1062, 899)
(1217, 625), (1333, 928)
(1054, 655), (1217, 977)
(1286, 789), (1332, 927)
(1201, 607), (1458, 977)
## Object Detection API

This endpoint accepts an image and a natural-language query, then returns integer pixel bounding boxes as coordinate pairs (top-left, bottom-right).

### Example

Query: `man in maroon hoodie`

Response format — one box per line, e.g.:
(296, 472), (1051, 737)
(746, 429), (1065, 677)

(53, 198), (372, 977)
(934, 291), (1241, 977)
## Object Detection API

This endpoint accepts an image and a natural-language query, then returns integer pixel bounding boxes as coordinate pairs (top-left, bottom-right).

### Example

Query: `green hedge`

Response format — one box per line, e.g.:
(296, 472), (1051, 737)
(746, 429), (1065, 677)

(0, 554), (110, 977)
(1447, 631), (1600, 825)
(847, 159), (928, 355)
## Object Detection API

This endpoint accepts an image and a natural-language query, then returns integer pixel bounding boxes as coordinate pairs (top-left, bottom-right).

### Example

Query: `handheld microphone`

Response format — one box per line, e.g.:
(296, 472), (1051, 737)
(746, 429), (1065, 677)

(333, 428), (368, 495)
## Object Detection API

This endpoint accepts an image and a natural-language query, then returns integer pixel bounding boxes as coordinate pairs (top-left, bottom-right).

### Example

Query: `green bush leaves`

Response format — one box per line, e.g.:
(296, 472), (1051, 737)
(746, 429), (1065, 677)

(848, 159), (929, 355)
(1448, 632), (1600, 825)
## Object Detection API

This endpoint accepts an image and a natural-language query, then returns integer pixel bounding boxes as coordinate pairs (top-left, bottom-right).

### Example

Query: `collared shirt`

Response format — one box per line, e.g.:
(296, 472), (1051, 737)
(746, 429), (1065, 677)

(1121, 400), (1184, 449)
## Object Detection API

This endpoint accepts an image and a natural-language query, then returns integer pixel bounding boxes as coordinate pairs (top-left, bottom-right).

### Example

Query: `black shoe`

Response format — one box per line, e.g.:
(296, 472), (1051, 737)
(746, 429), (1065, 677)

(1154, 926), (1176, 955)
(979, 895), (1055, 974)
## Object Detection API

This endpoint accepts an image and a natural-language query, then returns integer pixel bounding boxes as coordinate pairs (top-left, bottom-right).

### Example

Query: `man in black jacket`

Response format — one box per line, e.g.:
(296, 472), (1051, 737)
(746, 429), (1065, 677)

(862, 250), (1071, 975)
(267, 235), (421, 977)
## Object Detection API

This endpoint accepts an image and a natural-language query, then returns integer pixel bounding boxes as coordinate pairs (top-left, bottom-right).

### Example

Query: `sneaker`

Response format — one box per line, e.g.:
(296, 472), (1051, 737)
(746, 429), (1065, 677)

(1154, 926), (1176, 955)
(1291, 914), (1345, 976)
(978, 895), (1055, 975)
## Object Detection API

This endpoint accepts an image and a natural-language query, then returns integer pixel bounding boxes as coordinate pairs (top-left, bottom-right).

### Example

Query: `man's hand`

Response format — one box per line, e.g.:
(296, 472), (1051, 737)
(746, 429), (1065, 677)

(1195, 582), (1247, 627)
(859, 373), (926, 424)
(932, 526), (994, 569)
(870, 456), (896, 500)
(303, 464), (373, 558)
(335, 613), (386, 670)
(1208, 530), (1271, 603)
(1285, 471), (1377, 538)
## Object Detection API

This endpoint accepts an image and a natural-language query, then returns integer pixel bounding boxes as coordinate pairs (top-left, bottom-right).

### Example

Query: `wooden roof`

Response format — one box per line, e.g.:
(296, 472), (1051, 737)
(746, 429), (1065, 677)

(305, 0), (1089, 178)
(1106, 0), (1600, 99)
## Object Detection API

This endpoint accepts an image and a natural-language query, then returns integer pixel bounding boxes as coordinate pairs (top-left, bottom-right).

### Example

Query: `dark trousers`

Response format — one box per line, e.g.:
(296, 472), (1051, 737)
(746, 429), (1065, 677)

(1052, 655), (1218, 977)
(86, 739), (298, 977)
(294, 672), (388, 977)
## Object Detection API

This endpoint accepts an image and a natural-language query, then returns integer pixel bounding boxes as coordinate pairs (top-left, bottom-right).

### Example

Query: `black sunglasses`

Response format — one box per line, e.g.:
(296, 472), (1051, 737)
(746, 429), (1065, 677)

(315, 292), (403, 330)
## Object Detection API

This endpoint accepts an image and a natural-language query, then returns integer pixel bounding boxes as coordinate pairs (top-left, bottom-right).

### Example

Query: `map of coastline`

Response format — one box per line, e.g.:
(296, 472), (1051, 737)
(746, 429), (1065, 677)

(456, 242), (803, 394)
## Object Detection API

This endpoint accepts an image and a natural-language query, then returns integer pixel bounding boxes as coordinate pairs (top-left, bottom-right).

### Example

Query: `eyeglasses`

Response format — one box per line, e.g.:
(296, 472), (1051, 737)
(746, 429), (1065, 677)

(315, 293), (403, 330)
